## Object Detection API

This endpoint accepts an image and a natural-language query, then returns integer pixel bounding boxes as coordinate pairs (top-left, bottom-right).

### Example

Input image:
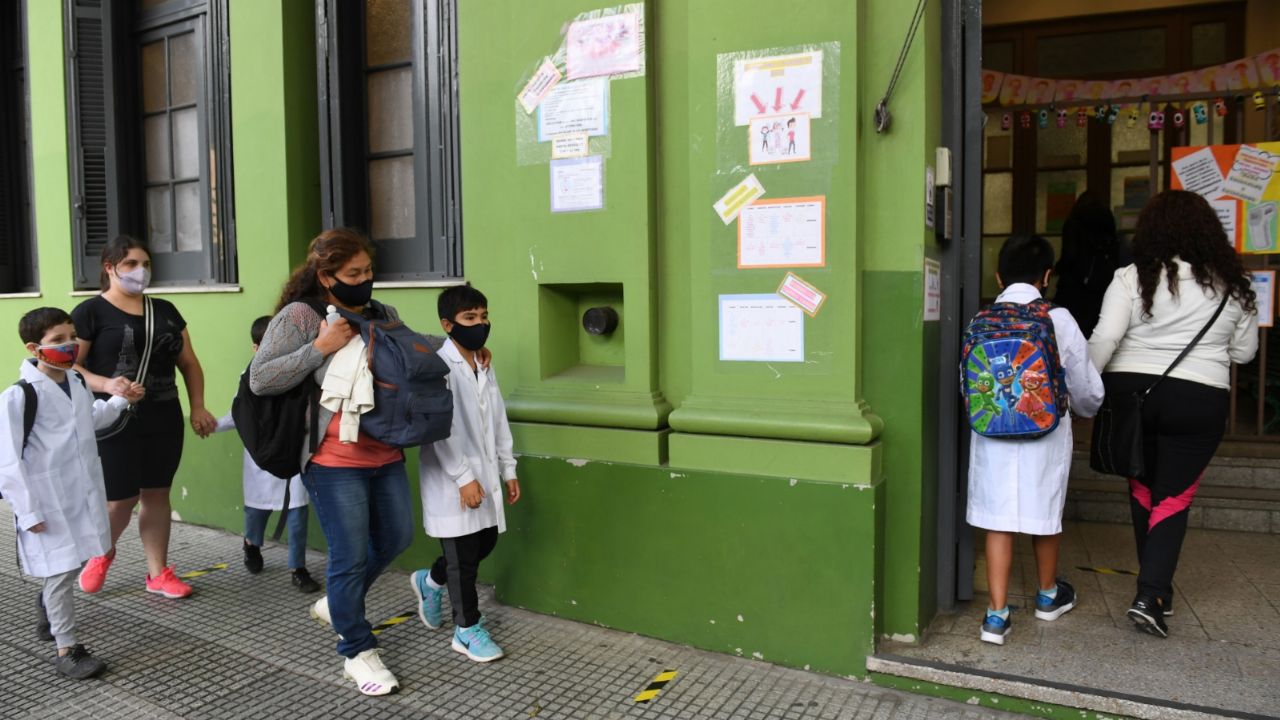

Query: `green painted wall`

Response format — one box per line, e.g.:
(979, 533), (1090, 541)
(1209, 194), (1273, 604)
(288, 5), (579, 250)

(487, 456), (883, 676)
(3, 0), (946, 678)
(857, 0), (944, 639)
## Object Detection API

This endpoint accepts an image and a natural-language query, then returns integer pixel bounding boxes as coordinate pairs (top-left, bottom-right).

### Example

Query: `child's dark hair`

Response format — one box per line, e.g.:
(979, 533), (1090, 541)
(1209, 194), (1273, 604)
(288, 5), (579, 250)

(19, 307), (73, 344)
(438, 283), (488, 320)
(997, 235), (1055, 286)
(250, 316), (272, 346)
(100, 235), (151, 291)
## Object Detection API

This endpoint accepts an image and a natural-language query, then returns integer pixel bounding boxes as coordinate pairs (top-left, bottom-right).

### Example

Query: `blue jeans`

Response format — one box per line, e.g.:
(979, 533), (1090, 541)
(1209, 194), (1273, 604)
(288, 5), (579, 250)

(244, 505), (309, 570)
(302, 461), (414, 658)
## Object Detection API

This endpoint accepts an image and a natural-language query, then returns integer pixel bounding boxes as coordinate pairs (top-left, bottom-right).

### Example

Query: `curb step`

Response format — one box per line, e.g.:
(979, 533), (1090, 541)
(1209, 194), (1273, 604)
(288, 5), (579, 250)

(867, 654), (1271, 720)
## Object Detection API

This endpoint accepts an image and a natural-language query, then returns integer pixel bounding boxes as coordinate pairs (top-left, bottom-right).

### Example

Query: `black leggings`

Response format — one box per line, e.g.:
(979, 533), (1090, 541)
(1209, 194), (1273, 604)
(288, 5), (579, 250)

(428, 526), (499, 628)
(1102, 373), (1228, 600)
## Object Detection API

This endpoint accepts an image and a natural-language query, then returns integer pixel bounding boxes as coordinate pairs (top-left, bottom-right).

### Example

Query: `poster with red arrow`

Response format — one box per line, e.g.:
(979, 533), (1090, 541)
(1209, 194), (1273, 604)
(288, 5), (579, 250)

(733, 51), (823, 126)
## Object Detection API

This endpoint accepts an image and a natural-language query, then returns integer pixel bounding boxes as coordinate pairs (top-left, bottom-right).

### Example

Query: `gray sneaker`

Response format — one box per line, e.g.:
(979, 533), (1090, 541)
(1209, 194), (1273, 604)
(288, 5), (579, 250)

(35, 594), (53, 642)
(53, 644), (106, 679)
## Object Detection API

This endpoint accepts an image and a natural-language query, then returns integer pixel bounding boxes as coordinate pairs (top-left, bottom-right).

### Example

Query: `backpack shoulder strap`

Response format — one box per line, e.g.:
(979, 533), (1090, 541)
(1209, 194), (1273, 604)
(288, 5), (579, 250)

(14, 380), (36, 451)
(68, 370), (86, 388)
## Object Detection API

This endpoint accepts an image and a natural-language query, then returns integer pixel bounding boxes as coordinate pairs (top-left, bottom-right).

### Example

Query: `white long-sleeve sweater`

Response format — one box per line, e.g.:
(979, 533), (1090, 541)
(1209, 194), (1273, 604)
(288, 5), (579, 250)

(1088, 260), (1258, 390)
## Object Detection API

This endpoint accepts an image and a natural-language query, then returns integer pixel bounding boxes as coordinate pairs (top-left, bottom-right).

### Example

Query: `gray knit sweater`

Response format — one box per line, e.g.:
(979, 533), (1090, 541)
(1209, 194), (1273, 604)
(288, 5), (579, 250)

(248, 300), (442, 469)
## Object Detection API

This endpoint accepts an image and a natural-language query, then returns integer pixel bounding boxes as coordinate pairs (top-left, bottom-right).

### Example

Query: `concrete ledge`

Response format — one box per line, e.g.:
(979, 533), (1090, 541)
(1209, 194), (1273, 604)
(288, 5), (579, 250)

(669, 433), (881, 485)
(867, 654), (1268, 720)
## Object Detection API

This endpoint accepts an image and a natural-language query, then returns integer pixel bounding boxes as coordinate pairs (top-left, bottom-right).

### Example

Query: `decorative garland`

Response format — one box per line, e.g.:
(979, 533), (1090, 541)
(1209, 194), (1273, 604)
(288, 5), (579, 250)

(981, 48), (1280, 131)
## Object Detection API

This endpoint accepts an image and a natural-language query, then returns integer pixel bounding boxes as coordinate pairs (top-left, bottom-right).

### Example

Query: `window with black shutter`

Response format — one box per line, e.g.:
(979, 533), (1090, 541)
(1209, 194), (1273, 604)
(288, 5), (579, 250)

(0, 0), (35, 293)
(66, 0), (235, 289)
(316, 0), (462, 281)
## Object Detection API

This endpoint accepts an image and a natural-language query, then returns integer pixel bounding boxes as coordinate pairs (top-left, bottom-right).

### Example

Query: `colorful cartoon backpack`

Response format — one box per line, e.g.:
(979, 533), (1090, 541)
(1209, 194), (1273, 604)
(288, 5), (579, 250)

(959, 300), (1068, 439)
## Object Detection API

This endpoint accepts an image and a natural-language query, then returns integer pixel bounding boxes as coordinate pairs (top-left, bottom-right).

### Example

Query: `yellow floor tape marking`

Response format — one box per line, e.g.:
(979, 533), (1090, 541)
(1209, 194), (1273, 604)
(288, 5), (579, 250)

(1075, 565), (1138, 576)
(179, 563), (229, 579)
(370, 611), (415, 636)
(634, 669), (678, 703)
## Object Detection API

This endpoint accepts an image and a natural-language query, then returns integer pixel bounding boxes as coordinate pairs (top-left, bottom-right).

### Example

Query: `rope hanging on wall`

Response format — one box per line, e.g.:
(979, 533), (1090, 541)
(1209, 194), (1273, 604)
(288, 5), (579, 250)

(874, 0), (928, 134)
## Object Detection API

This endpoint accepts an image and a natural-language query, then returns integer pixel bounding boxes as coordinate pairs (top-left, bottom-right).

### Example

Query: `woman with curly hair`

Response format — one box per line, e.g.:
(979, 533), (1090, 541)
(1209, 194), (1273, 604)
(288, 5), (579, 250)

(1089, 190), (1258, 638)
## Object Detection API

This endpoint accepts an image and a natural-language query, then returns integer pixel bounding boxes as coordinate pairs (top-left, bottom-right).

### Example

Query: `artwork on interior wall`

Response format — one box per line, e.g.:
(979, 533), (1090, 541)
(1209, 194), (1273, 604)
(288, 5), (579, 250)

(748, 113), (811, 165)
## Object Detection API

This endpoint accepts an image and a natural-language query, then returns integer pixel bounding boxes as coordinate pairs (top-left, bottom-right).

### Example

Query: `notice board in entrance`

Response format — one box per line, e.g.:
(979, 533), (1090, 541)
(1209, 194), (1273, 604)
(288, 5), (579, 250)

(1171, 142), (1280, 254)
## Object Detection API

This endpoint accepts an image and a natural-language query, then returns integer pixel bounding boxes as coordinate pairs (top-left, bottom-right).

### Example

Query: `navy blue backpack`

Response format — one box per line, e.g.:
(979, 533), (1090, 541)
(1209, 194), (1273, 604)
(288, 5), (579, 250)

(336, 301), (453, 448)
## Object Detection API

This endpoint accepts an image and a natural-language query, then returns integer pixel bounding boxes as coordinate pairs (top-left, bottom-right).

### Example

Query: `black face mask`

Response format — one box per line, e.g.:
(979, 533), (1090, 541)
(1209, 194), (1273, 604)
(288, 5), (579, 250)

(328, 276), (374, 308)
(449, 321), (491, 351)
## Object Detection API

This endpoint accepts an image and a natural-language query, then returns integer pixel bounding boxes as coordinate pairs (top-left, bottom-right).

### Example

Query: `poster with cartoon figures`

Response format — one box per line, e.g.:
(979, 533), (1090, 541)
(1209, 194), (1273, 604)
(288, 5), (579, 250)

(733, 51), (823, 126)
(1171, 142), (1280, 253)
(964, 337), (1061, 438)
(748, 113), (811, 165)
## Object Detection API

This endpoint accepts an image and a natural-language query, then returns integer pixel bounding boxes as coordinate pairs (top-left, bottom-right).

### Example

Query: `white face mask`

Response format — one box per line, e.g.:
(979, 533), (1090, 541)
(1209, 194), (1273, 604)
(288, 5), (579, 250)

(115, 267), (151, 295)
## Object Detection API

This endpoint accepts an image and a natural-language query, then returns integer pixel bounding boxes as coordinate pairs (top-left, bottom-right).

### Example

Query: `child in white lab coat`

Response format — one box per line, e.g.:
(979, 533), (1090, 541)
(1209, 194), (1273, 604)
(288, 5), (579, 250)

(967, 236), (1104, 645)
(0, 307), (139, 678)
(410, 284), (520, 663)
(214, 316), (320, 593)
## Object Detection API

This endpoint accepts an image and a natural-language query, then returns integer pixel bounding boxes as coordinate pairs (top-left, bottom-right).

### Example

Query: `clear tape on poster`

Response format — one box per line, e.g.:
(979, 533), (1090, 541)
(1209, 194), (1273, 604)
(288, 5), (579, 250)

(513, 4), (645, 167)
(706, 166), (837, 376)
(714, 42), (841, 173)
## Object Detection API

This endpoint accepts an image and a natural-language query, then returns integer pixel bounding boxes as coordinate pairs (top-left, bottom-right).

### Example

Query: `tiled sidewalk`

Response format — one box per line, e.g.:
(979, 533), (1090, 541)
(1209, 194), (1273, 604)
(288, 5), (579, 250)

(0, 509), (1020, 720)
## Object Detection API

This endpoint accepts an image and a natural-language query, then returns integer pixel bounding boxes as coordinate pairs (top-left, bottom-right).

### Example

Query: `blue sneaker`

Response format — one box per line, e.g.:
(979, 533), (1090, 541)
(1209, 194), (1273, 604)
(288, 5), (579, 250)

(980, 611), (1010, 645)
(410, 570), (445, 630)
(452, 623), (505, 662)
(1034, 579), (1077, 621)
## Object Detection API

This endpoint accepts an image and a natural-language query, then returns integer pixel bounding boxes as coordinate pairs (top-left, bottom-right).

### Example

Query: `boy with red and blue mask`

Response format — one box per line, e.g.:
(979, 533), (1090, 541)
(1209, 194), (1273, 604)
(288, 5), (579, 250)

(0, 307), (141, 678)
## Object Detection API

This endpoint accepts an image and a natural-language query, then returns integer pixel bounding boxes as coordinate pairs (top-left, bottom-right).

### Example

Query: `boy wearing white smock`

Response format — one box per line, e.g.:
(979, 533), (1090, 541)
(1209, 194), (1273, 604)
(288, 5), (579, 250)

(410, 284), (520, 663)
(0, 308), (139, 678)
(967, 237), (1104, 645)
(213, 316), (319, 593)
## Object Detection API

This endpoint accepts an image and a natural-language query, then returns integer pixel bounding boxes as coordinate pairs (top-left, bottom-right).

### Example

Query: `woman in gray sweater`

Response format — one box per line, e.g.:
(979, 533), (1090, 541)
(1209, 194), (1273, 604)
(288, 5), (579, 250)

(250, 228), (428, 696)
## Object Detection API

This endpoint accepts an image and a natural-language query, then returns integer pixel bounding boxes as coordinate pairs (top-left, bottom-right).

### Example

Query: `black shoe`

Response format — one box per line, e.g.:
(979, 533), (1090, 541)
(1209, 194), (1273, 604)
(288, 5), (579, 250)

(243, 540), (264, 574)
(35, 594), (53, 642)
(1127, 594), (1169, 638)
(292, 568), (321, 593)
(1161, 590), (1174, 617)
(53, 644), (106, 679)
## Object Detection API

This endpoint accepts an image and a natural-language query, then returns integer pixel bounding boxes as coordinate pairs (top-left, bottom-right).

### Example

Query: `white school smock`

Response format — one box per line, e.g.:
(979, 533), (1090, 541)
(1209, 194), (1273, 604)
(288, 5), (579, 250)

(214, 409), (307, 511)
(966, 284), (1105, 535)
(419, 339), (518, 539)
(0, 360), (129, 578)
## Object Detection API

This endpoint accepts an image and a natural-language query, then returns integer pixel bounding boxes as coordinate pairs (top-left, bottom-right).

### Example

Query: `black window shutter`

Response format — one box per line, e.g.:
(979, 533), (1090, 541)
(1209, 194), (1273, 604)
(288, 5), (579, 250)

(66, 0), (122, 289)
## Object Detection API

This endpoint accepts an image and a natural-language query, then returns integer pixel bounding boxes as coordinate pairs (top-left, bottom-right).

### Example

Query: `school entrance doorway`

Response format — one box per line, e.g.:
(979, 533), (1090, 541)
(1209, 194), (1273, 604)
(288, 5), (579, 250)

(874, 3), (1280, 718)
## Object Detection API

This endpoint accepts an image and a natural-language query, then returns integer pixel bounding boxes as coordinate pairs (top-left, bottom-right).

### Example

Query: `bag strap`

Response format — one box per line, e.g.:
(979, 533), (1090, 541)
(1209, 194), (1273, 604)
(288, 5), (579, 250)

(134, 297), (155, 388)
(15, 380), (36, 451)
(1144, 292), (1231, 397)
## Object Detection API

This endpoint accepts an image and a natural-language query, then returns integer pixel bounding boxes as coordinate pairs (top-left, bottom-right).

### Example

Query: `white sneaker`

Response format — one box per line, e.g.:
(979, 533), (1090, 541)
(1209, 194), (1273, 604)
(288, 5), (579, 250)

(343, 648), (399, 696)
(310, 596), (333, 627)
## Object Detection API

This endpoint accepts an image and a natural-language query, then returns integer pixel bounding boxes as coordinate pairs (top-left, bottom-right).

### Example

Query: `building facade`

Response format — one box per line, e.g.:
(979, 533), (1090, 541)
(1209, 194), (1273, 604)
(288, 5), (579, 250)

(0, 0), (945, 677)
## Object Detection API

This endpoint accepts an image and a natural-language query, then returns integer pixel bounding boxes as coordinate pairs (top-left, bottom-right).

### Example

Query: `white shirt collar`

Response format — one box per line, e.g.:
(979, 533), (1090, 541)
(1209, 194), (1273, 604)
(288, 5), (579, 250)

(995, 283), (1044, 303)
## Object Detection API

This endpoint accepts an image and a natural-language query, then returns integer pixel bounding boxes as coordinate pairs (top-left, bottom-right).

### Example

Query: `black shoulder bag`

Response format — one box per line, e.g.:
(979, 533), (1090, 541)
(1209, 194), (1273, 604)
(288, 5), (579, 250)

(1089, 293), (1229, 478)
(96, 297), (155, 441)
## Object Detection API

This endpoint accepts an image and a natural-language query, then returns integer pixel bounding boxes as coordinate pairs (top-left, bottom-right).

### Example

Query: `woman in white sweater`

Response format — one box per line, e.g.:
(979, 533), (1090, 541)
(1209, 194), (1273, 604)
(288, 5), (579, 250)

(1089, 190), (1258, 638)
